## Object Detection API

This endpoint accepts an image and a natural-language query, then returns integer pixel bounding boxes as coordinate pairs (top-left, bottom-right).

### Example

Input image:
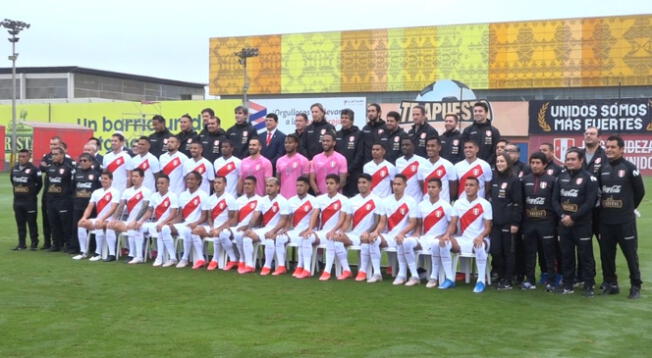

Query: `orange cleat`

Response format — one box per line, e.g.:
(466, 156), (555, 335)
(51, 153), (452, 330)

(355, 271), (367, 282)
(319, 271), (331, 281)
(223, 261), (238, 271)
(237, 262), (246, 274)
(241, 265), (255, 274)
(297, 270), (312, 279)
(272, 266), (287, 276)
(260, 267), (272, 276)
(192, 260), (206, 270)
(337, 270), (353, 280)
(292, 267), (305, 278)
(206, 261), (219, 271)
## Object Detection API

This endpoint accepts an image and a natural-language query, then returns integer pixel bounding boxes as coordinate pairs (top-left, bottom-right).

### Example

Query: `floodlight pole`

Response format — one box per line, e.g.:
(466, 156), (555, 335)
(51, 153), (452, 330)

(235, 47), (259, 108)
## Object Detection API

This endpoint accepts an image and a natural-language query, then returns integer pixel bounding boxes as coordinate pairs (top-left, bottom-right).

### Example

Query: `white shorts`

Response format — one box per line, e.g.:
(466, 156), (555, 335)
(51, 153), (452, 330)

(418, 236), (439, 254)
(343, 232), (362, 246)
(455, 236), (490, 255)
(282, 228), (304, 245)
(87, 217), (112, 228)
(252, 227), (275, 242)
(173, 222), (192, 237)
(380, 233), (399, 248)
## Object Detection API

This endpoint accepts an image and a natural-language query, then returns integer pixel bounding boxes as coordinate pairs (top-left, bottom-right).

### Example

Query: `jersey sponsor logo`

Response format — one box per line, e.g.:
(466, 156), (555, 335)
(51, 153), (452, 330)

(182, 195), (201, 219)
(162, 157), (182, 175)
(127, 191), (144, 213)
(602, 185), (622, 194)
(155, 196), (171, 219)
(526, 197), (545, 205)
(107, 156), (125, 173)
(293, 201), (313, 227)
(238, 200), (258, 222)
(460, 203), (484, 233)
(217, 162), (236, 176)
(387, 203), (409, 231)
(321, 199), (341, 227)
(352, 199), (376, 228)
(97, 192), (113, 214)
(211, 199), (227, 221)
(423, 206), (445, 234)
(560, 188), (579, 197)
(262, 201), (280, 226)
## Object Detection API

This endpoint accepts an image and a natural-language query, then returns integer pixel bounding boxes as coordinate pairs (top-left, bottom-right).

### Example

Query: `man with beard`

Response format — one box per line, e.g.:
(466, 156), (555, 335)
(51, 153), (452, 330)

(462, 102), (501, 162)
(407, 105), (438, 158)
(148, 115), (172, 158)
(301, 103), (336, 160)
(199, 112), (227, 163)
(177, 114), (198, 157)
(361, 103), (386, 164)
(335, 108), (364, 197)
(226, 106), (258, 159)
(439, 113), (464, 164)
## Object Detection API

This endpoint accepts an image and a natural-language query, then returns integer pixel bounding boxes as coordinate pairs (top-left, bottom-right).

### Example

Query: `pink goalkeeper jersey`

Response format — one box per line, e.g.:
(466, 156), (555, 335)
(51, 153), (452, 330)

(277, 153), (310, 199)
(240, 155), (273, 196)
(310, 151), (348, 194)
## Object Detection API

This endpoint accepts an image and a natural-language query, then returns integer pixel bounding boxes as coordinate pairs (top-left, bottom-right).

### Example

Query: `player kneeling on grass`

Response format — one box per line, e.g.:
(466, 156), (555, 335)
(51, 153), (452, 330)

(229, 176), (261, 274)
(142, 174), (179, 267)
(75, 171), (120, 261)
(243, 177), (291, 275)
(301, 174), (351, 281)
(415, 177), (453, 288)
(341, 174), (385, 283)
(439, 177), (493, 293)
(106, 169), (152, 263)
(167, 171), (210, 269)
(277, 176), (316, 278)
(192, 176), (237, 271)
(380, 174), (419, 286)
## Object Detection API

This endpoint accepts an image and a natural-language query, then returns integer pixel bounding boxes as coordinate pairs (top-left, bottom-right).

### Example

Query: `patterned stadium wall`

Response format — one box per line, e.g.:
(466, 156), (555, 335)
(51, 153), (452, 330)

(209, 14), (651, 95)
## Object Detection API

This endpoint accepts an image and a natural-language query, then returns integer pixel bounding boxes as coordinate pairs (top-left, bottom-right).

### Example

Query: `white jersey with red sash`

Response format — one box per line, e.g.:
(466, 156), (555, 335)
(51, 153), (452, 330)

(363, 159), (396, 198)
(103, 151), (131, 192)
(419, 157), (457, 203)
(235, 194), (261, 226)
(183, 157), (215, 194)
(452, 196), (492, 242)
(90, 187), (120, 219)
(206, 192), (237, 228)
(454, 158), (492, 199)
(383, 194), (418, 237)
(396, 154), (427, 202)
(257, 194), (291, 229)
(120, 186), (152, 222)
(127, 153), (161, 193)
(348, 193), (383, 236)
(213, 156), (241, 198)
(159, 151), (188, 194)
(288, 194), (316, 232)
(418, 198), (453, 237)
(316, 193), (350, 232)
(148, 191), (179, 223)
(178, 189), (210, 223)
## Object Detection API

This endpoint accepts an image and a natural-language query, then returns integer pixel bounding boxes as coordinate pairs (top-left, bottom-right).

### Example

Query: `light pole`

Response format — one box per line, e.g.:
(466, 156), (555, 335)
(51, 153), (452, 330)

(234, 47), (258, 107)
(1, 19), (30, 167)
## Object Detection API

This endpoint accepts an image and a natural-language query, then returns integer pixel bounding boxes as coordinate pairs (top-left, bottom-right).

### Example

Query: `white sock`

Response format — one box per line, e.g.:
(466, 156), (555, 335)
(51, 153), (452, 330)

(133, 231), (144, 259)
(77, 227), (88, 254)
(243, 236), (254, 267)
(370, 239), (381, 276)
(181, 231), (192, 261)
(440, 241), (453, 281)
(359, 243), (370, 274)
(335, 241), (350, 272)
(324, 239), (335, 274)
(93, 230), (105, 256)
(192, 234), (204, 263)
(127, 232), (136, 256)
(475, 242), (488, 284)
(301, 236), (315, 271)
(263, 239), (275, 268)
(234, 231), (245, 263)
(396, 244), (408, 279)
(430, 241), (440, 280)
(106, 230), (117, 256)
(403, 238), (419, 279)
(160, 226), (176, 261)
(211, 237), (220, 263)
(275, 235), (288, 268)
(219, 231), (237, 262)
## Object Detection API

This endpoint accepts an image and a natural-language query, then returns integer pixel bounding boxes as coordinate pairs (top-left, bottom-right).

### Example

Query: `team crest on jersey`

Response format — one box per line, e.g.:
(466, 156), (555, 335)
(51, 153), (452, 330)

(349, 136), (355, 142)
(501, 182), (507, 189)
(272, 205), (278, 212)
(400, 208), (406, 215)
(192, 198), (199, 205)
(250, 203), (256, 209)
(214, 140), (219, 145)
(436, 169), (443, 176)
(595, 157), (602, 164)
(473, 208), (480, 215)
(187, 138), (192, 143)
(540, 182), (547, 189)
(303, 204), (311, 212)
(104, 193), (112, 201)
(330, 161), (336, 168)
(380, 169), (386, 177)
(321, 129), (326, 135)
(59, 168), (65, 174)
(618, 169), (625, 178)
(243, 131), (248, 137)
(163, 138), (168, 143)
(163, 200), (169, 207)
(25, 168), (30, 174)
(453, 139), (459, 145)
(365, 203), (373, 210)
(420, 132), (427, 139)
(473, 168), (479, 176)
(292, 162), (298, 169)
(435, 210), (442, 218)
(411, 165), (417, 172)
(394, 136), (400, 142)
(576, 178), (583, 185)
(89, 174), (94, 181)
(486, 130), (492, 137)
(378, 129), (384, 135)
(547, 168), (553, 175)
(255, 164), (260, 171)
(219, 202), (225, 209)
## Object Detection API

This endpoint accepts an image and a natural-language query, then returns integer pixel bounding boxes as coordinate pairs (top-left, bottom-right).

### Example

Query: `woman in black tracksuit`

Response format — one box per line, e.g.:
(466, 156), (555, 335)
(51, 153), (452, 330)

(489, 154), (523, 290)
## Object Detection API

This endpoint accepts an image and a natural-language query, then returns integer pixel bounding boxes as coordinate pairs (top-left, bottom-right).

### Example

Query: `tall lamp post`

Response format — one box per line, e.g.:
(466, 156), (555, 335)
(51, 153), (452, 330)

(1, 19), (30, 167)
(234, 47), (258, 107)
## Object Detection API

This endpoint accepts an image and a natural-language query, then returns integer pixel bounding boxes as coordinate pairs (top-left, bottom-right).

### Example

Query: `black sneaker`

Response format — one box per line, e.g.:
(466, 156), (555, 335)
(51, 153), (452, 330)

(583, 286), (595, 297)
(601, 283), (620, 295)
(47, 246), (61, 252)
(497, 282), (513, 291)
(559, 287), (575, 295)
(12, 245), (27, 251)
(545, 283), (555, 292)
(628, 286), (641, 299)
(103, 255), (116, 262)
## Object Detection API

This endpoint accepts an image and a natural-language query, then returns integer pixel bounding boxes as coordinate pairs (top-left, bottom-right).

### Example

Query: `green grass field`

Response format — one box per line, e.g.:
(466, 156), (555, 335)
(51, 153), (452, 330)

(0, 174), (650, 357)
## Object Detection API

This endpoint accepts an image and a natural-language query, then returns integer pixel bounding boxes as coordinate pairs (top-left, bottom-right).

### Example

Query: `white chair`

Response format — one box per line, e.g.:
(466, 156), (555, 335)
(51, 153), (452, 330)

(457, 252), (491, 285)
(334, 245), (361, 276)
(203, 238), (227, 268)
(381, 247), (398, 277)
(417, 249), (459, 283)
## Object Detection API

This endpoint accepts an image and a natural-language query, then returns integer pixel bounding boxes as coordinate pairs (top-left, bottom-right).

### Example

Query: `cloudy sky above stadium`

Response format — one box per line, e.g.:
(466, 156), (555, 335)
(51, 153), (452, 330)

(5, 0), (651, 84)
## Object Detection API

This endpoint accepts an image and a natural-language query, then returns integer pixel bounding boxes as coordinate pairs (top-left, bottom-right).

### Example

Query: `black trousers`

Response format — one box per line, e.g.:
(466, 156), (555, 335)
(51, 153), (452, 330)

(47, 199), (73, 250)
(41, 195), (51, 247)
(514, 229), (525, 282)
(522, 221), (557, 284)
(559, 223), (595, 289)
(343, 170), (361, 198)
(599, 221), (641, 287)
(14, 199), (39, 247)
(490, 223), (515, 283)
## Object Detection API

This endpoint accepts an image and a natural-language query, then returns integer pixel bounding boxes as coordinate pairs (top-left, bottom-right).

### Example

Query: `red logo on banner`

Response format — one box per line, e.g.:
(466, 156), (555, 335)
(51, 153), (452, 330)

(554, 138), (575, 163)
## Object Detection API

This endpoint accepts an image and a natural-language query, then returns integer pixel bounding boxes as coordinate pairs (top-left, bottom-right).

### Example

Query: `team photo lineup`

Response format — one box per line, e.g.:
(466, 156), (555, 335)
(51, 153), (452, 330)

(11, 101), (646, 298)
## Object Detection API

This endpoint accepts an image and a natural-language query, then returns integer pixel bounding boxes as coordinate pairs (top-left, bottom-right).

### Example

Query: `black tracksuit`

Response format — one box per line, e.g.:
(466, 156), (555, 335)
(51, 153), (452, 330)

(440, 129), (464, 164)
(545, 161), (563, 177)
(301, 119), (335, 160)
(511, 160), (530, 179)
(521, 172), (558, 285)
(45, 160), (76, 250)
(598, 157), (645, 288)
(461, 121), (501, 162)
(39, 153), (75, 248)
(226, 122), (258, 159)
(407, 122), (438, 158)
(379, 127), (407, 165)
(199, 128), (228, 163)
(72, 167), (101, 252)
(553, 169), (598, 289)
(11, 163), (42, 248)
(489, 171), (522, 284)
(361, 119), (386, 164)
(177, 129), (199, 158)
(335, 125), (365, 197)
(149, 129), (172, 158)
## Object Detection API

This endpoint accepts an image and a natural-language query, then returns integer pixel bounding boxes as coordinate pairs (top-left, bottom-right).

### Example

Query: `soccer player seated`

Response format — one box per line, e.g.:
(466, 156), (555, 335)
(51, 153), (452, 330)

(228, 176), (261, 274)
(142, 174), (180, 267)
(279, 176), (316, 279)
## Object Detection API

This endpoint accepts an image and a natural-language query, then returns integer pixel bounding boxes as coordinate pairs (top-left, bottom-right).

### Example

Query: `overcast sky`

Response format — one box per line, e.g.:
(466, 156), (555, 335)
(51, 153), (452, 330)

(4, 0), (651, 84)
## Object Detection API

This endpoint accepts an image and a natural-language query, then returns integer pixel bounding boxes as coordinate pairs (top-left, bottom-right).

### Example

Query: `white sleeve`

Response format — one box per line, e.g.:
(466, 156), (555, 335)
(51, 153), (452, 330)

(447, 162), (458, 180)
(169, 193), (179, 208)
(279, 199), (292, 215)
(483, 201), (493, 220)
(200, 192), (211, 210)
(206, 162), (215, 181)
(408, 199), (419, 219)
(150, 156), (161, 174)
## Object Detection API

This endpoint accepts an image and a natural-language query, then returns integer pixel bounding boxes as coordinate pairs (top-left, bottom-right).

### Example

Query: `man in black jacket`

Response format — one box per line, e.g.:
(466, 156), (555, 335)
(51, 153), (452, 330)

(177, 114), (198, 157)
(44, 147), (76, 252)
(361, 103), (386, 164)
(149, 115), (172, 158)
(335, 109), (364, 196)
(379, 111), (407, 164)
(226, 105), (258, 159)
(553, 148), (598, 296)
(301, 103), (335, 160)
(440, 113), (464, 164)
(407, 105), (438, 158)
(539, 142), (563, 176)
(293, 113), (309, 157)
(598, 135), (646, 299)
(11, 149), (42, 250)
(199, 115), (227, 163)
(71, 153), (101, 255)
(581, 127), (607, 176)
(462, 102), (501, 162)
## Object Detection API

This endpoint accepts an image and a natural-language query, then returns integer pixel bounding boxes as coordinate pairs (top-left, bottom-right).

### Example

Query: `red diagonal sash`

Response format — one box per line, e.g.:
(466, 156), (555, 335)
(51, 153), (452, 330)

(353, 199), (376, 228)
(211, 199), (227, 221)
(321, 199), (341, 227)
(127, 191), (144, 213)
(423, 165), (446, 193)
(155, 196), (171, 219)
(182, 195), (201, 219)
(262, 201), (280, 226)
(460, 203), (484, 233)
(162, 157), (181, 175)
(107, 156), (125, 173)
(293, 201), (313, 227)
(371, 166), (388, 190)
(423, 206), (445, 234)
(217, 161), (236, 177)
(238, 200), (258, 221)
(458, 164), (482, 195)
(138, 159), (150, 171)
(387, 203), (408, 231)
(194, 162), (206, 175)
(401, 161), (419, 180)
(96, 192), (113, 214)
